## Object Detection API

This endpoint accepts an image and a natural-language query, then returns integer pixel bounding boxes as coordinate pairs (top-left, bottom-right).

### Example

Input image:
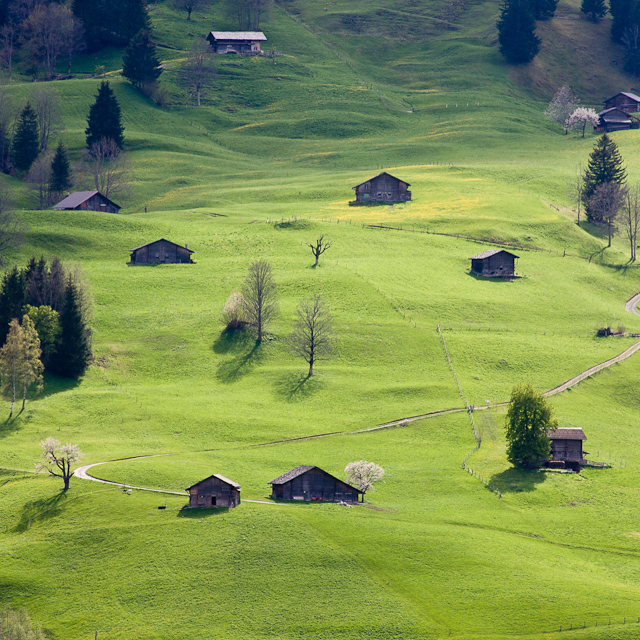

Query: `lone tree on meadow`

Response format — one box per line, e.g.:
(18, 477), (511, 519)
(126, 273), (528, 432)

(582, 133), (626, 219)
(308, 235), (331, 266)
(173, 0), (210, 20)
(11, 103), (40, 172)
(497, 0), (540, 64)
(122, 29), (163, 89)
(36, 437), (83, 491)
(505, 383), (558, 468)
(85, 81), (124, 149)
(566, 107), (599, 138)
(288, 294), (335, 376)
(242, 260), (279, 341)
(581, 0), (607, 21)
(178, 39), (216, 107)
(345, 460), (385, 495)
(621, 183), (640, 261)
(589, 182), (627, 247)
(544, 86), (579, 134)
(220, 291), (246, 330)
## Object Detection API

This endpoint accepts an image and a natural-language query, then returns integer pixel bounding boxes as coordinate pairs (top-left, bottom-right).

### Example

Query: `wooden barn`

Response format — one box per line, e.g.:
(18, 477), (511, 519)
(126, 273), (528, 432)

(548, 428), (587, 464)
(186, 474), (241, 508)
(352, 172), (412, 203)
(269, 466), (363, 503)
(596, 107), (640, 132)
(129, 239), (194, 264)
(53, 190), (121, 214)
(603, 91), (640, 113)
(469, 249), (518, 277)
(206, 31), (267, 54)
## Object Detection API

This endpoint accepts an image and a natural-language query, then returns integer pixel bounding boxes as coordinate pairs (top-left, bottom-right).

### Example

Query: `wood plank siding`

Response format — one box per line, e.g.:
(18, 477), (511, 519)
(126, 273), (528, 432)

(352, 172), (412, 203)
(186, 474), (241, 508)
(53, 190), (121, 213)
(269, 466), (363, 502)
(129, 239), (194, 264)
(206, 31), (267, 54)
(604, 92), (640, 113)
(469, 249), (518, 277)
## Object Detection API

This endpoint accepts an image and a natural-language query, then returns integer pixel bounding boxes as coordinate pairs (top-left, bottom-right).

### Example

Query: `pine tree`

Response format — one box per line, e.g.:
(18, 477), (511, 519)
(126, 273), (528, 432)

(112, 0), (150, 44)
(85, 81), (124, 149)
(72, 0), (107, 50)
(497, 0), (541, 64)
(52, 277), (91, 378)
(0, 266), (26, 346)
(122, 30), (162, 88)
(582, 134), (627, 220)
(49, 142), (72, 197)
(532, 0), (558, 20)
(581, 0), (607, 21)
(11, 103), (40, 172)
(609, 0), (633, 41)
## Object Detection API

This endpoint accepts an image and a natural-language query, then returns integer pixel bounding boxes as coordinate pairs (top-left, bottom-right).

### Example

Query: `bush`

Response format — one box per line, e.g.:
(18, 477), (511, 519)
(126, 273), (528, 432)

(220, 292), (246, 330)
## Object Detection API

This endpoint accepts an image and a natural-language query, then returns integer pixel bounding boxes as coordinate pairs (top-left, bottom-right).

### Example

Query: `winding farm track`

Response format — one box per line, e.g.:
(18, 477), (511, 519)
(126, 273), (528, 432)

(73, 292), (640, 498)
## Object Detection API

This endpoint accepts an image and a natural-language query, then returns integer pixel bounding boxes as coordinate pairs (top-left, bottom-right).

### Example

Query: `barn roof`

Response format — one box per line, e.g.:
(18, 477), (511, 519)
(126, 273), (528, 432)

(53, 191), (120, 210)
(129, 238), (194, 253)
(599, 108), (633, 122)
(186, 474), (242, 491)
(548, 427), (587, 441)
(469, 249), (519, 260)
(607, 91), (640, 103)
(209, 31), (267, 41)
(352, 171), (411, 189)
(268, 465), (363, 493)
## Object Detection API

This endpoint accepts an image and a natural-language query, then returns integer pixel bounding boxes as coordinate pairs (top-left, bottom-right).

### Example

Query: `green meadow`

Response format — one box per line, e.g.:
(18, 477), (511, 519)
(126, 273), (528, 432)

(2, 0), (640, 638)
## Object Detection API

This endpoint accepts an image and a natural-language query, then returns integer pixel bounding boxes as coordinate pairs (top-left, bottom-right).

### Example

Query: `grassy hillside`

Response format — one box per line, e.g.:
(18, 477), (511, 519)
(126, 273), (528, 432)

(2, 0), (640, 638)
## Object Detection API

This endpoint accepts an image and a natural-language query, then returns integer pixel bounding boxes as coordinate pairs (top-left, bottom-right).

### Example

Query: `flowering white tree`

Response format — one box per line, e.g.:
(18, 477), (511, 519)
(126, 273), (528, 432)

(544, 86), (579, 134)
(345, 460), (385, 495)
(567, 107), (600, 138)
(220, 291), (246, 330)
(36, 437), (83, 491)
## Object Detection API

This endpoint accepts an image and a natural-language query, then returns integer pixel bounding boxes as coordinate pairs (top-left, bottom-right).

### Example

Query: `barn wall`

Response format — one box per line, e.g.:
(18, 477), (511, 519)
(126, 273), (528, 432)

(272, 470), (359, 502)
(85, 194), (120, 214)
(605, 95), (640, 112)
(131, 241), (192, 264)
(355, 175), (411, 202)
(189, 477), (241, 508)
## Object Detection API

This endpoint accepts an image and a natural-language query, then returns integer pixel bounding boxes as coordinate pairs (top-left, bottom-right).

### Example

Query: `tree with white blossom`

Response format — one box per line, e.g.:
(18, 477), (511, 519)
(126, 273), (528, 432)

(36, 437), (83, 491)
(544, 86), (579, 134)
(566, 107), (599, 138)
(345, 460), (385, 496)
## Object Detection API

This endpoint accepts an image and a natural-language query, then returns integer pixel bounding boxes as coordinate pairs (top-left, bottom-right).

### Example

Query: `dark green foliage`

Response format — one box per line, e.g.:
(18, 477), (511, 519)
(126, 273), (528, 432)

(51, 277), (92, 377)
(72, 0), (149, 49)
(0, 266), (26, 346)
(49, 142), (72, 196)
(581, 0), (607, 21)
(85, 82), (124, 149)
(24, 256), (66, 311)
(497, 0), (541, 64)
(505, 383), (558, 468)
(22, 304), (61, 368)
(609, 0), (634, 41)
(122, 29), (162, 88)
(582, 134), (627, 220)
(112, 0), (150, 44)
(11, 103), (40, 173)
(532, 0), (558, 20)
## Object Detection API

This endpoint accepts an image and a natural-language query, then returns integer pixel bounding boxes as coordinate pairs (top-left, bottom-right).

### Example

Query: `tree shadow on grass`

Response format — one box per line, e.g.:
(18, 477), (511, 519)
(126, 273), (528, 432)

(212, 327), (255, 355)
(177, 506), (230, 518)
(215, 330), (265, 383)
(0, 415), (22, 440)
(273, 372), (324, 403)
(37, 372), (81, 400)
(13, 492), (66, 532)
(490, 467), (547, 493)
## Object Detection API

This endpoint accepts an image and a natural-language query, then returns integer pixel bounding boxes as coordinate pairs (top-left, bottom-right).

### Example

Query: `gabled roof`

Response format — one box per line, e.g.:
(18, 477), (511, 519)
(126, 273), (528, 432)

(607, 91), (640, 103)
(599, 107), (633, 121)
(53, 191), (120, 211)
(469, 249), (519, 260)
(268, 465), (363, 493)
(186, 474), (242, 491)
(129, 238), (194, 253)
(548, 428), (587, 441)
(208, 31), (267, 41)
(352, 171), (411, 190)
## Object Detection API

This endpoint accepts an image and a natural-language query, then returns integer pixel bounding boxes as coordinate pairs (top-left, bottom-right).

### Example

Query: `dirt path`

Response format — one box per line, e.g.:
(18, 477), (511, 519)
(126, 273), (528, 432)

(625, 292), (640, 317)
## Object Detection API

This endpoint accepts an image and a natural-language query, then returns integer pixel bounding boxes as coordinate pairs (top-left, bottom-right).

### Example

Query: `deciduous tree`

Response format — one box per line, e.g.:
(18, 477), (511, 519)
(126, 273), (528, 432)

(621, 183), (640, 261)
(505, 382), (558, 468)
(174, 0), (209, 20)
(224, 0), (273, 30)
(308, 235), (331, 266)
(178, 39), (216, 107)
(85, 81), (124, 149)
(17, 314), (42, 411)
(497, 0), (540, 64)
(0, 318), (21, 416)
(589, 182), (627, 246)
(544, 86), (579, 134)
(345, 460), (384, 495)
(11, 102), (39, 172)
(26, 152), (52, 210)
(241, 259), (278, 341)
(220, 291), (246, 330)
(81, 137), (131, 200)
(566, 107), (599, 137)
(36, 437), (83, 491)
(33, 85), (62, 152)
(23, 304), (61, 367)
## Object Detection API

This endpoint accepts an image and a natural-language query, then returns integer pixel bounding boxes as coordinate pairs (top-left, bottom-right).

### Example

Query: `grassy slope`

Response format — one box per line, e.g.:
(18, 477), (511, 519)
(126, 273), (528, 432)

(2, 0), (640, 638)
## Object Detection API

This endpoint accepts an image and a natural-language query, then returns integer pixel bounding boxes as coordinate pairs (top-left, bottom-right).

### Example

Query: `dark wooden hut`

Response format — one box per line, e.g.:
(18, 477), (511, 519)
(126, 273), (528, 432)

(596, 107), (639, 132)
(548, 428), (587, 465)
(206, 31), (267, 54)
(603, 91), (640, 113)
(352, 172), (412, 203)
(53, 190), (121, 214)
(129, 239), (194, 264)
(469, 249), (518, 277)
(269, 466), (363, 503)
(186, 474), (241, 508)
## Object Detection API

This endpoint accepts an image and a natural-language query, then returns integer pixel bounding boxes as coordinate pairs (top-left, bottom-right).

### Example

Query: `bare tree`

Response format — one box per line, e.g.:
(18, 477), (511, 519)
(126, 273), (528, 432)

(544, 85), (579, 134)
(589, 182), (627, 247)
(0, 188), (25, 265)
(223, 0), (273, 30)
(241, 259), (279, 341)
(621, 184), (640, 261)
(570, 164), (585, 226)
(220, 291), (246, 330)
(308, 235), (331, 266)
(62, 18), (85, 76)
(173, 0), (209, 20)
(0, 82), (15, 172)
(80, 138), (131, 200)
(32, 85), (62, 152)
(345, 460), (384, 496)
(288, 294), (335, 376)
(26, 152), (52, 209)
(178, 40), (216, 107)
(0, 21), (18, 78)
(566, 107), (599, 138)
(36, 437), (83, 491)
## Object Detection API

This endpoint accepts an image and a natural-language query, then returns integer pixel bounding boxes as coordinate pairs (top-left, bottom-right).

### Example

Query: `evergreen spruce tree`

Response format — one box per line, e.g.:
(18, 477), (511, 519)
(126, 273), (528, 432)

(609, 0), (633, 41)
(581, 0), (607, 21)
(122, 30), (163, 88)
(85, 82), (124, 149)
(52, 277), (91, 378)
(112, 0), (150, 44)
(0, 266), (26, 346)
(49, 142), (72, 197)
(72, 0), (107, 50)
(532, 0), (559, 20)
(497, 0), (541, 64)
(583, 134), (627, 220)
(11, 103), (40, 173)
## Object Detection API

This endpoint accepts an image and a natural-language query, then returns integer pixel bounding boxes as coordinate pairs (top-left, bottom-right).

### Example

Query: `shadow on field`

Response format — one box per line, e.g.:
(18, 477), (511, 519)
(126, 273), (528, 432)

(38, 372), (81, 400)
(14, 492), (66, 532)
(0, 415), (22, 440)
(273, 372), (324, 402)
(214, 329), (264, 383)
(177, 506), (230, 518)
(490, 468), (547, 493)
